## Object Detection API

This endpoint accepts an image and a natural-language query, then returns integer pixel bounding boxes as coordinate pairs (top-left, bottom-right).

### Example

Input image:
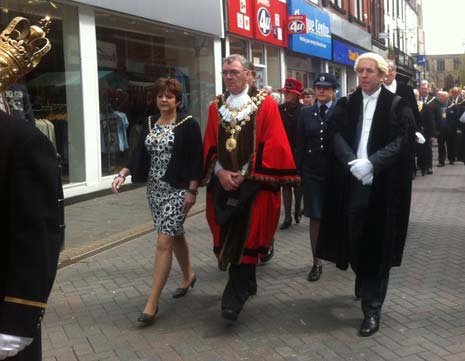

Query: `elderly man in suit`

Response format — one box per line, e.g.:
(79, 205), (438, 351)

(317, 53), (415, 337)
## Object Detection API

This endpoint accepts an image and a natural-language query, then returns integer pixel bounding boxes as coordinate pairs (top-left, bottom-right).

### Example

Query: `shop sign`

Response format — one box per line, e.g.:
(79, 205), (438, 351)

(288, 15), (306, 34)
(287, 0), (331, 60)
(228, 0), (288, 47)
(97, 41), (117, 69)
(253, 0), (287, 46)
(332, 39), (365, 66)
(228, 0), (254, 39)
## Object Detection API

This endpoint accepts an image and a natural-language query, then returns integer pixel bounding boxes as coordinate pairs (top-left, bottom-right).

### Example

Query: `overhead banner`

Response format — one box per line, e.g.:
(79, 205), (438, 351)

(228, 0), (288, 47)
(332, 39), (365, 66)
(287, 0), (331, 60)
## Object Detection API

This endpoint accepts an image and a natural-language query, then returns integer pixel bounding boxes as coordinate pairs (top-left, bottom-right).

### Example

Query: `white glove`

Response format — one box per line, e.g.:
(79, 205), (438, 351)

(0, 334), (33, 360)
(361, 172), (373, 185)
(348, 159), (373, 181)
(415, 132), (426, 144)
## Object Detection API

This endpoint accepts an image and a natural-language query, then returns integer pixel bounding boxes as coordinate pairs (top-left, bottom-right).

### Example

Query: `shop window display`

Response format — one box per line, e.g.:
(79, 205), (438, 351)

(95, 13), (215, 176)
(0, 1), (84, 184)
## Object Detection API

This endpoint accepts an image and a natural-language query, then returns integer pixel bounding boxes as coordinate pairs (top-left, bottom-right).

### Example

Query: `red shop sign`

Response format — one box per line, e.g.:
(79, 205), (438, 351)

(228, 0), (287, 47)
(228, 0), (254, 39)
(253, 0), (287, 47)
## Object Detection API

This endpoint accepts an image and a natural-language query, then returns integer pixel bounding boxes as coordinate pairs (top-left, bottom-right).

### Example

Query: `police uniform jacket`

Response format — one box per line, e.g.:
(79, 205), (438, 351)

(0, 110), (61, 360)
(295, 102), (334, 182)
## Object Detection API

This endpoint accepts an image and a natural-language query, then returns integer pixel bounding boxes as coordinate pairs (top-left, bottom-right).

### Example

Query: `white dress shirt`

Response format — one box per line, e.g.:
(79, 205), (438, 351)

(383, 79), (397, 94)
(357, 87), (382, 159)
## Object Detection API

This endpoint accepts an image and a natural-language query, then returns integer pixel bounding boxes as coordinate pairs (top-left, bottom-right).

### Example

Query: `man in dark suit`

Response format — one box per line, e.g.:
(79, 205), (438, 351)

(436, 91), (458, 166)
(0, 16), (62, 361)
(383, 61), (421, 178)
(418, 80), (440, 174)
(317, 53), (415, 337)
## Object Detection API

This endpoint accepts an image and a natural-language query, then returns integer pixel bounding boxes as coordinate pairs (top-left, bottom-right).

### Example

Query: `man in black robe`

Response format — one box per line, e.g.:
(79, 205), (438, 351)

(317, 52), (415, 337)
(0, 16), (62, 361)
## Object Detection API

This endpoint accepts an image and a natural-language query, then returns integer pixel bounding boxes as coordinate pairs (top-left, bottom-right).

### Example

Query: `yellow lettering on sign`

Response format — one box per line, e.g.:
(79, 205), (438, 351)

(348, 49), (360, 61)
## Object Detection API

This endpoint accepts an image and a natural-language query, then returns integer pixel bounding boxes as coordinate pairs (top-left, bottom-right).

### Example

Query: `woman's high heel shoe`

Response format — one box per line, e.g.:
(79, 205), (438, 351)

(137, 306), (158, 325)
(172, 275), (197, 298)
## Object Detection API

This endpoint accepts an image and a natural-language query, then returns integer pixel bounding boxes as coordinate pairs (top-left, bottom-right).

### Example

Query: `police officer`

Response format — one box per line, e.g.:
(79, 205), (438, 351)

(295, 73), (337, 282)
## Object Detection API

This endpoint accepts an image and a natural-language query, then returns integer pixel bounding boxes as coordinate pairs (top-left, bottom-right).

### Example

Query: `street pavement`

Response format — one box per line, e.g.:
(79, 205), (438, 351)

(43, 160), (465, 361)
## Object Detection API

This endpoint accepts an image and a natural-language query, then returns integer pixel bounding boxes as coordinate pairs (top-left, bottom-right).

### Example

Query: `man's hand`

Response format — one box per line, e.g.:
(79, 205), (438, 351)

(348, 159), (373, 181)
(415, 132), (426, 144)
(361, 172), (373, 185)
(0, 334), (33, 360)
(217, 169), (245, 191)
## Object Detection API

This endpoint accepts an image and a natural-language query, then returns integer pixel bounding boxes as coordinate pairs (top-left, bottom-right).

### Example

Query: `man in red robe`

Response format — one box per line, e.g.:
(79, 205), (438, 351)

(202, 54), (298, 322)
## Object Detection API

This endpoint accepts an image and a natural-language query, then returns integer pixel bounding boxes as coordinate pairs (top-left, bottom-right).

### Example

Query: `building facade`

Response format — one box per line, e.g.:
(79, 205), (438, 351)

(0, 0), (422, 198)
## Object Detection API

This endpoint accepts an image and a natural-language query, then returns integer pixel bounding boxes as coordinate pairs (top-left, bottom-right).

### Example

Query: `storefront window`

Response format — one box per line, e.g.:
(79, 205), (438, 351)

(95, 12), (215, 176)
(266, 45), (281, 91)
(251, 41), (265, 65)
(229, 36), (248, 57)
(0, 1), (84, 184)
(286, 52), (316, 88)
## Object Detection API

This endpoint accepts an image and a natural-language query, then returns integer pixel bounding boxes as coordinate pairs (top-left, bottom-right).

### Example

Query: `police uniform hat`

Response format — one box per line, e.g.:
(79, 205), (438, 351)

(314, 73), (338, 89)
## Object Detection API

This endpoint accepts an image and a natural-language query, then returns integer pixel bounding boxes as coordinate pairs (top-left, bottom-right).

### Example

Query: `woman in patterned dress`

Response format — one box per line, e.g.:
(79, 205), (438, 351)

(111, 78), (203, 325)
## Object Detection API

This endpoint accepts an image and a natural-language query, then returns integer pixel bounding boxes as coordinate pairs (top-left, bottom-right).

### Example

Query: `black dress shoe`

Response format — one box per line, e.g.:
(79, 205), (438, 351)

(137, 307), (159, 325)
(260, 243), (274, 263)
(421, 169), (426, 176)
(221, 308), (238, 321)
(359, 316), (379, 337)
(279, 218), (292, 230)
(427, 168), (433, 174)
(172, 275), (197, 298)
(438, 163), (445, 167)
(307, 264), (322, 282)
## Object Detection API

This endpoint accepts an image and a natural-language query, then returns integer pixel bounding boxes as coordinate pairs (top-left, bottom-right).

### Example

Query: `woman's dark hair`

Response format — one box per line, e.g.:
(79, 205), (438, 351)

(154, 77), (183, 104)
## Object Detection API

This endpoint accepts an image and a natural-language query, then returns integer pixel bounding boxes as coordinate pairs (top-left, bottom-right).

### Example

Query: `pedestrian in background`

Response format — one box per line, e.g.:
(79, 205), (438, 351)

(301, 87), (315, 106)
(278, 78), (304, 230)
(202, 54), (298, 322)
(295, 73), (337, 282)
(112, 78), (203, 326)
(417, 80), (438, 175)
(317, 52), (415, 337)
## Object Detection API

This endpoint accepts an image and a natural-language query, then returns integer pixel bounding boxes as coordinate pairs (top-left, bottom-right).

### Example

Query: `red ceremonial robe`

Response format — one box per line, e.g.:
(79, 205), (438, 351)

(202, 89), (299, 266)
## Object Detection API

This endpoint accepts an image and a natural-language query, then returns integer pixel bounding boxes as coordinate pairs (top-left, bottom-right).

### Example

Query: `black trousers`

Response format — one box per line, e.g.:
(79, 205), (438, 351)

(438, 130), (456, 164)
(348, 180), (389, 319)
(357, 274), (390, 318)
(416, 139), (433, 172)
(222, 263), (256, 313)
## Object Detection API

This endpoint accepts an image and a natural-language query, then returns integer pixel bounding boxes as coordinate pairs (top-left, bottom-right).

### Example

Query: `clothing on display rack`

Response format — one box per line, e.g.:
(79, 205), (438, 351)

(35, 118), (56, 148)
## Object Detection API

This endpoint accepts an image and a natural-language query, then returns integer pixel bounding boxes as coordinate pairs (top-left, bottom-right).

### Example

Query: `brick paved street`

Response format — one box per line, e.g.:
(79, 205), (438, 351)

(43, 161), (465, 361)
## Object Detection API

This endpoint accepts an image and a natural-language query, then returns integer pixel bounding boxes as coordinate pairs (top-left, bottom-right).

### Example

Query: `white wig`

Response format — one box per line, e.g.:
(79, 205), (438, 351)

(354, 52), (389, 76)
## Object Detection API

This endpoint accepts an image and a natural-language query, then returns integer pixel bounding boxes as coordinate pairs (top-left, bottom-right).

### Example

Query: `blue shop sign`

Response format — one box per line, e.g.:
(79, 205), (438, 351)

(288, 0), (331, 60)
(332, 39), (364, 66)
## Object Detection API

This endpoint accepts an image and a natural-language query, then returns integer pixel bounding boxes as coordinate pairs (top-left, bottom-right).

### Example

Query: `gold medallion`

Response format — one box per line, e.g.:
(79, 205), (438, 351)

(226, 136), (237, 152)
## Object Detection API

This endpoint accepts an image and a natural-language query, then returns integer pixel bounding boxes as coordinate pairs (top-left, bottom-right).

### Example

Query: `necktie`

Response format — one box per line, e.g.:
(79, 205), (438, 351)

(319, 104), (327, 119)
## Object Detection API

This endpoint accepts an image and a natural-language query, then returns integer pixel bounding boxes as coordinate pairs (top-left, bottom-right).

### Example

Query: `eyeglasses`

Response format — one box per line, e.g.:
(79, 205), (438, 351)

(221, 69), (246, 77)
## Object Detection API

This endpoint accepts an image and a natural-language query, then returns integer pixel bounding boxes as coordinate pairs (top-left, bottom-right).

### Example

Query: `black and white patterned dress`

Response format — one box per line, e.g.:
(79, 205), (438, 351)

(145, 123), (187, 236)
